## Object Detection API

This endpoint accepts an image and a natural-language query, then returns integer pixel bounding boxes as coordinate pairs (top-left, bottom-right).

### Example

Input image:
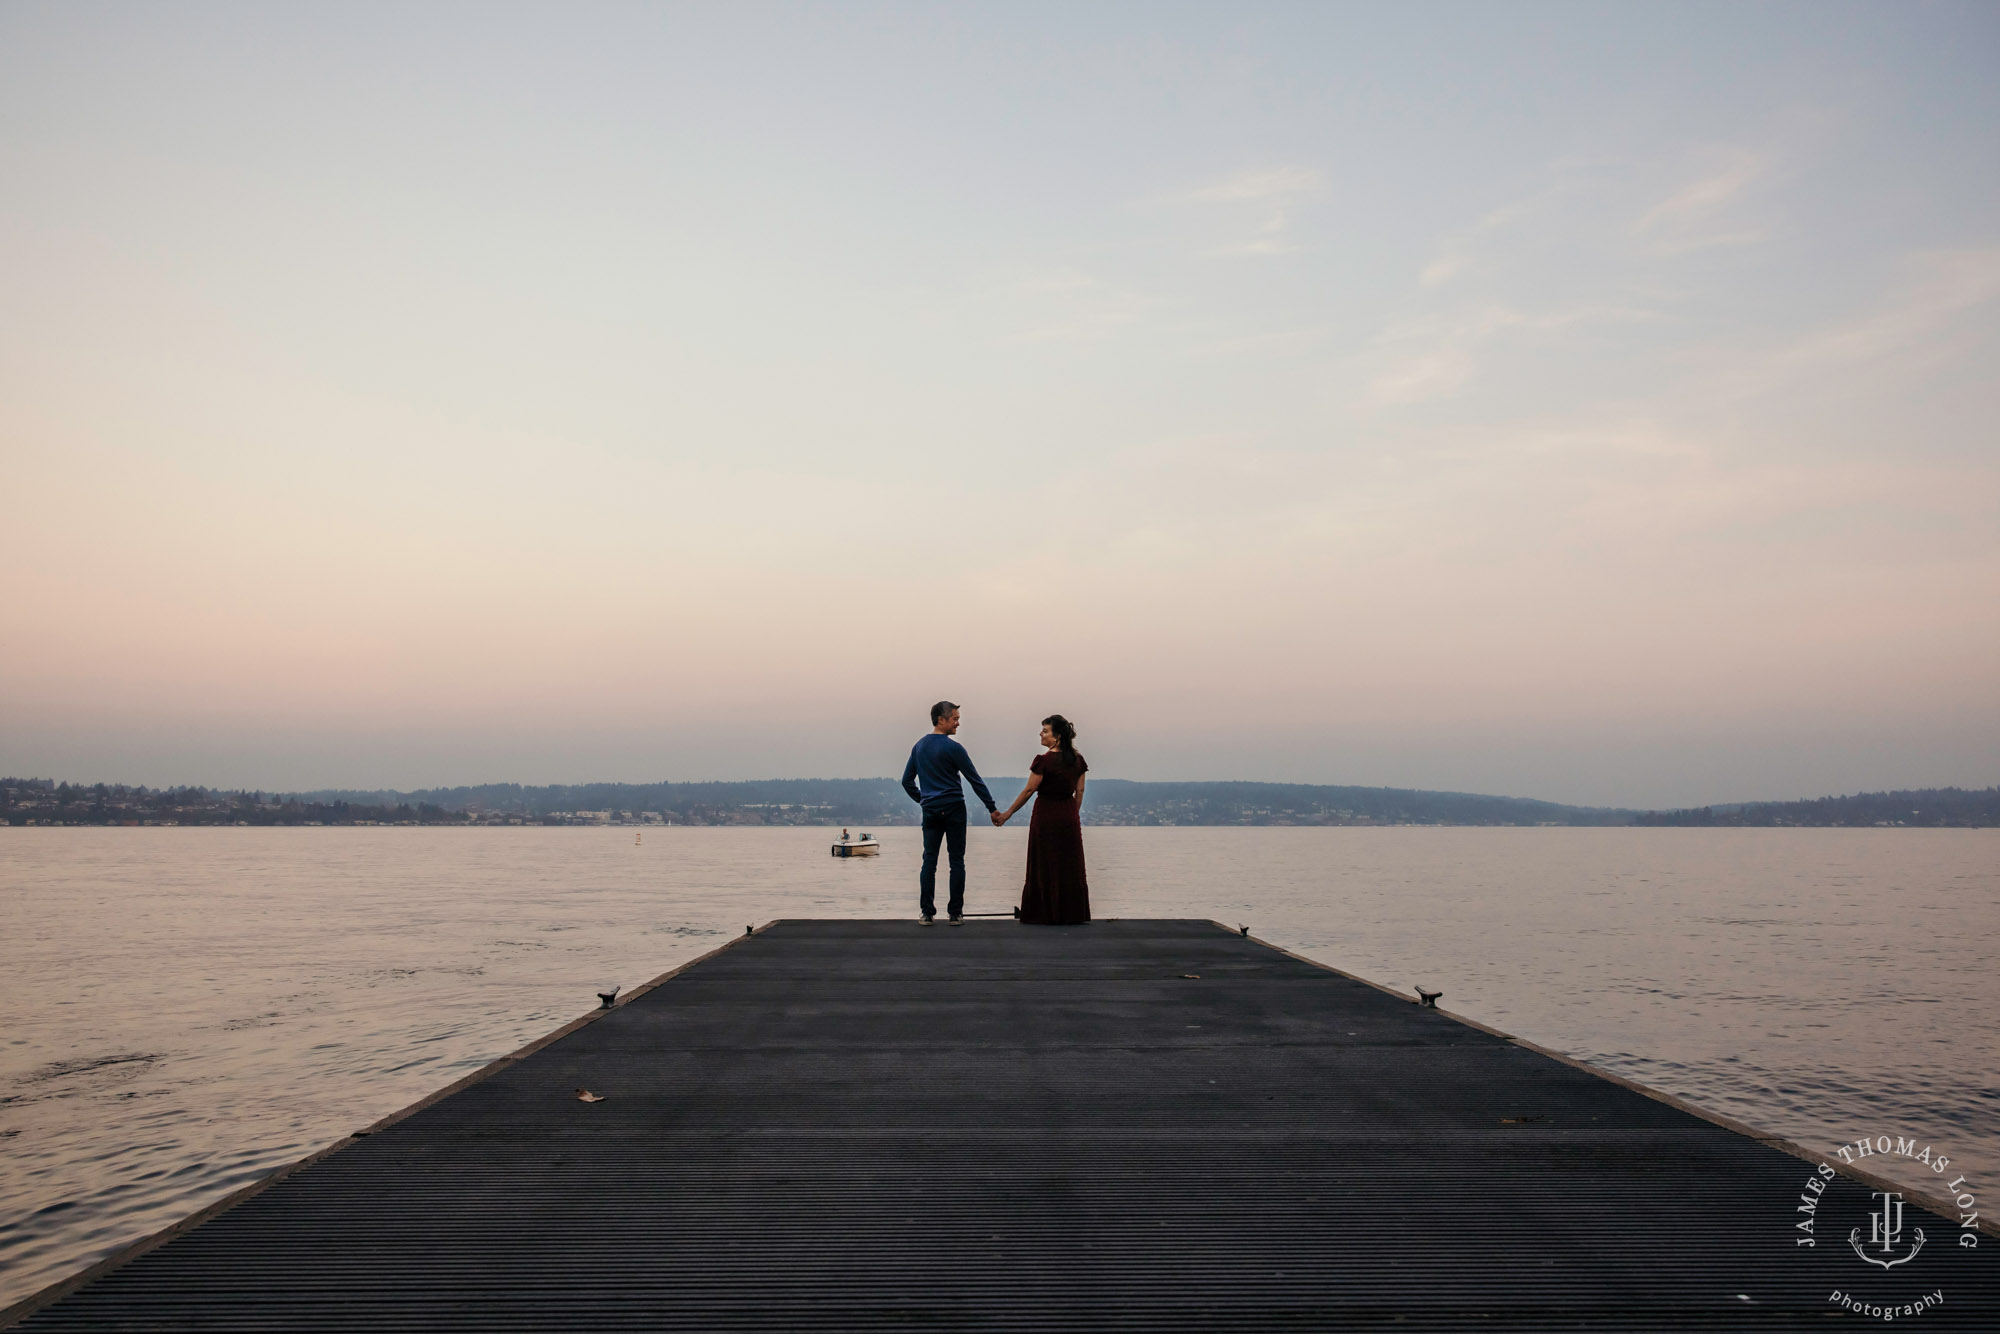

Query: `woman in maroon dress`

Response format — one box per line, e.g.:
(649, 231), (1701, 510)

(994, 715), (1090, 924)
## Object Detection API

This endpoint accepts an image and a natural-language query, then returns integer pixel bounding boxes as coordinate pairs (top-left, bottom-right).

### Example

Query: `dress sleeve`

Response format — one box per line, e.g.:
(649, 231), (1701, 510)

(1030, 753), (1048, 775)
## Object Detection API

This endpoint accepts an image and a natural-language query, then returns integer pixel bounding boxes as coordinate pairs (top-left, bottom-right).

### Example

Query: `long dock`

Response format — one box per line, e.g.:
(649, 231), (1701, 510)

(9, 919), (1996, 1329)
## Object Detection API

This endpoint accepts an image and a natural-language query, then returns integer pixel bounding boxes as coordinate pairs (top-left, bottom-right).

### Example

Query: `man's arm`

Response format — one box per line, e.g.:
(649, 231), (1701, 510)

(953, 742), (999, 812)
(901, 745), (923, 805)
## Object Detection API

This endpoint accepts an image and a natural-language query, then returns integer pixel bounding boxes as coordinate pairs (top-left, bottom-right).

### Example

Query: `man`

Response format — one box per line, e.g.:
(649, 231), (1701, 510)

(900, 700), (999, 925)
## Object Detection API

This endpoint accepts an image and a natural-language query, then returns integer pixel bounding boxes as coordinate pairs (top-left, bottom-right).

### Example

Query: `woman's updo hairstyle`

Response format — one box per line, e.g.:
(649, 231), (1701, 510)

(1042, 714), (1087, 772)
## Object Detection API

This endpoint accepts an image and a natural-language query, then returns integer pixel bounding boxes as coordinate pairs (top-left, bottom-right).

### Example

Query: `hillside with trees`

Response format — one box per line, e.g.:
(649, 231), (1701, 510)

(1632, 786), (1999, 827)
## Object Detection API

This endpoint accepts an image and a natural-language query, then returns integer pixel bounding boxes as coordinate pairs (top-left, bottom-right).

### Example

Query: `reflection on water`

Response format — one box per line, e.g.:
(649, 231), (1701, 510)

(2, 826), (1995, 1309)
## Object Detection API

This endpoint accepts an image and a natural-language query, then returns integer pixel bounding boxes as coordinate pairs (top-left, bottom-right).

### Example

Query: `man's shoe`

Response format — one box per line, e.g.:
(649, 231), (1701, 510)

(949, 914), (964, 925)
(920, 914), (935, 926)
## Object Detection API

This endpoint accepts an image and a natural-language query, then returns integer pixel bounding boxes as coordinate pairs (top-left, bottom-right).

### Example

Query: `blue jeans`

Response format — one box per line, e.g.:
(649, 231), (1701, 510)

(920, 806), (968, 918)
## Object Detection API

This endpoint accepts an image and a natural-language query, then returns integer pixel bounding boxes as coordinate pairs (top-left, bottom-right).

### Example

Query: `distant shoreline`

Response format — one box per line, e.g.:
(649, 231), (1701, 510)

(5, 777), (1995, 829)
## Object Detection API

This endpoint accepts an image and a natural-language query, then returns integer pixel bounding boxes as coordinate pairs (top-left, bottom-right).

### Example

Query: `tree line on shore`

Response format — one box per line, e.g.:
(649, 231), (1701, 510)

(0, 779), (465, 826)
(1631, 786), (1999, 827)
(5, 776), (1993, 828)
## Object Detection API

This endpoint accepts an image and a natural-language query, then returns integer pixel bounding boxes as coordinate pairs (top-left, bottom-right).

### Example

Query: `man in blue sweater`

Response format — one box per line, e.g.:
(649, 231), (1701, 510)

(900, 700), (999, 925)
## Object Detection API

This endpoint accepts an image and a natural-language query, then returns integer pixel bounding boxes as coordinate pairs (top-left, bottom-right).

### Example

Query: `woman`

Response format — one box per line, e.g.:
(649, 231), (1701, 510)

(994, 715), (1090, 924)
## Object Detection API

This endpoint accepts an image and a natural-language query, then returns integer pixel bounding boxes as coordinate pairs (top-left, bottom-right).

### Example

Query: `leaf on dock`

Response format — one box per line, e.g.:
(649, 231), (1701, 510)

(576, 1089), (605, 1103)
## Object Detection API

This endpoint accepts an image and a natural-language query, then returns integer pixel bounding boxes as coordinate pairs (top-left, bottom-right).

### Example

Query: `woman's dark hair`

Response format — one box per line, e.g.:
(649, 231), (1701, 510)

(1042, 714), (1087, 772)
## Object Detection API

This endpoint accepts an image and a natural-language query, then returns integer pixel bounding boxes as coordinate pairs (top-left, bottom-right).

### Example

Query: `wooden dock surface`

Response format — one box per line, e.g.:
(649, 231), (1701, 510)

(10, 919), (1997, 1329)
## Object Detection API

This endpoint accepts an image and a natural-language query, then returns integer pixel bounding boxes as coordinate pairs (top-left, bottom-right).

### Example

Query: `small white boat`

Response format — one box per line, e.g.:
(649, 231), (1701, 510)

(831, 831), (881, 858)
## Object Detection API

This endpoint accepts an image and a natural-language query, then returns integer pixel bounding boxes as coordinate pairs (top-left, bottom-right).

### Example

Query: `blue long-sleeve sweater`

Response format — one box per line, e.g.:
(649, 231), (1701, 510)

(901, 733), (998, 815)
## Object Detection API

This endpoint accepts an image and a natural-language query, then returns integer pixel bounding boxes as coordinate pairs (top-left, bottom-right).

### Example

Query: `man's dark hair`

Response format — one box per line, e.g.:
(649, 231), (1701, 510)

(931, 700), (959, 725)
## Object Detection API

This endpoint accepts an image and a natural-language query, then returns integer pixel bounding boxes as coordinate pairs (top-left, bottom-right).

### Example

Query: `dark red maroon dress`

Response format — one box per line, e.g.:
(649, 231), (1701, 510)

(1019, 751), (1090, 925)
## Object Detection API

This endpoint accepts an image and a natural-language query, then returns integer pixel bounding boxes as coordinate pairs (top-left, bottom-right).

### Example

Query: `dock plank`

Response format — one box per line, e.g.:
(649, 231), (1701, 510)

(10, 919), (1996, 1329)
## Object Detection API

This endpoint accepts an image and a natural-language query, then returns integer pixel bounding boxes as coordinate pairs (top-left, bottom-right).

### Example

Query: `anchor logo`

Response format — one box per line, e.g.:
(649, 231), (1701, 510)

(1849, 1190), (1925, 1269)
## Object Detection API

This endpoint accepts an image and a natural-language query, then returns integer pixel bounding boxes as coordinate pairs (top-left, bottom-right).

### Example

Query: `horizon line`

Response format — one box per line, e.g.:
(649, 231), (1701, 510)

(7, 773), (1998, 816)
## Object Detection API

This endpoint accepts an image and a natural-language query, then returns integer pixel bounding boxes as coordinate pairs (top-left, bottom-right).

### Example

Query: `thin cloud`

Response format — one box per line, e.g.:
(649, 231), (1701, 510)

(1214, 214), (1302, 256)
(1772, 247), (2000, 372)
(1418, 252), (1468, 289)
(1636, 148), (1767, 252)
(1370, 306), (1537, 404)
(1651, 229), (1768, 256)
(1416, 197), (1539, 288)
(1637, 151), (1762, 230)
(1369, 304), (1661, 405)
(1191, 164), (1324, 256)
(1190, 164), (1325, 203)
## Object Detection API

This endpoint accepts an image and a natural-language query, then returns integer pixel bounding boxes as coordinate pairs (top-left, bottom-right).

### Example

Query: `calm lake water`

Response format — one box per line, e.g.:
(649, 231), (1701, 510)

(2, 826), (1996, 1310)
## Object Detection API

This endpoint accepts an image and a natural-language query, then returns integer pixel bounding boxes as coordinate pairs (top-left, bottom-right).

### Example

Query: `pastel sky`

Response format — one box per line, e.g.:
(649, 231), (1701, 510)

(3, 2), (1997, 808)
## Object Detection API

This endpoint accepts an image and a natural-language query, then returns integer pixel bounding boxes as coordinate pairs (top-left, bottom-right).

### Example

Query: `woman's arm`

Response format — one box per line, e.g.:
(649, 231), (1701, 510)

(995, 769), (1043, 825)
(1075, 772), (1086, 804)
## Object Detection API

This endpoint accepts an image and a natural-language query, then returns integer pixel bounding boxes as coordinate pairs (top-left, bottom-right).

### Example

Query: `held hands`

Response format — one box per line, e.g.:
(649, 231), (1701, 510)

(991, 809), (1008, 827)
